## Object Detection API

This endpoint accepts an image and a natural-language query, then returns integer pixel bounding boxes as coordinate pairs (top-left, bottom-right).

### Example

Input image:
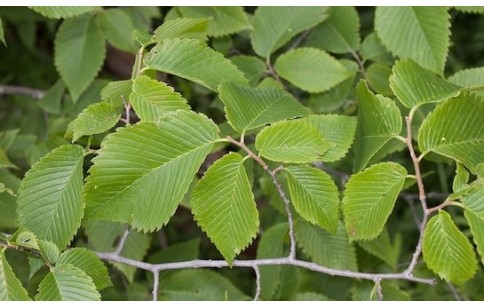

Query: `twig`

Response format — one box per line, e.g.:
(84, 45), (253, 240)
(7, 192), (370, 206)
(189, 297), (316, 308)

(288, 29), (312, 50)
(374, 278), (384, 301)
(226, 136), (296, 259)
(96, 252), (436, 286)
(114, 228), (130, 256)
(403, 110), (429, 276)
(152, 270), (160, 301)
(427, 199), (453, 214)
(350, 50), (368, 80)
(252, 265), (261, 301)
(265, 56), (287, 90)
(446, 282), (462, 301)
(0, 85), (45, 99)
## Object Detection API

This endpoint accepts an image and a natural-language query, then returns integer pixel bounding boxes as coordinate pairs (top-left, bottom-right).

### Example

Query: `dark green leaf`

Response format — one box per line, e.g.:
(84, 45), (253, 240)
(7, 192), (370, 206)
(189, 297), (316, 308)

(0, 249), (31, 301)
(275, 48), (351, 93)
(54, 14), (106, 102)
(251, 7), (328, 57)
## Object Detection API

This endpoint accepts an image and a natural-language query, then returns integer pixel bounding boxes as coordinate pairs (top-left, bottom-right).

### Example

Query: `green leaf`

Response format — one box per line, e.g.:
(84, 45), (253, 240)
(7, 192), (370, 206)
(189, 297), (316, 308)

(423, 211), (478, 285)
(448, 67), (484, 99)
(152, 17), (209, 42)
(275, 48), (351, 93)
(295, 219), (357, 271)
(218, 81), (311, 134)
(159, 269), (249, 300)
(148, 239), (200, 264)
(28, 257), (45, 280)
(0, 129), (20, 151)
(0, 149), (16, 169)
(17, 145), (85, 249)
(256, 222), (288, 300)
(35, 264), (101, 300)
(85, 110), (219, 232)
(177, 7), (251, 37)
(191, 152), (258, 264)
(130, 75), (189, 122)
(66, 101), (121, 142)
(100, 79), (132, 106)
(38, 240), (60, 264)
(366, 63), (393, 96)
(97, 8), (137, 53)
(360, 32), (394, 65)
(453, 163), (470, 193)
(57, 248), (112, 290)
(38, 80), (65, 114)
(357, 228), (398, 269)
(291, 292), (330, 301)
(462, 184), (484, 264)
(9, 229), (39, 250)
(303, 114), (357, 162)
(305, 6), (360, 54)
(0, 18), (5, 46)
(54, 14), (106, 102)
(230, 55), (266, 86)
(250, 7), (327, 57)
(30, 6), (100, 19)
(0, 249), (31, 301)
(255, 119), (330, 163)
(375, 7), (450, 74)
(145, 38), (247, 92)
(389, 58), (462, 108)
(353, 80), (402, 172)
(454, 6), (484, 13)
(418, 94), (484, 174)
(342, 162), (407, 241)
(286, 165), (339, 233)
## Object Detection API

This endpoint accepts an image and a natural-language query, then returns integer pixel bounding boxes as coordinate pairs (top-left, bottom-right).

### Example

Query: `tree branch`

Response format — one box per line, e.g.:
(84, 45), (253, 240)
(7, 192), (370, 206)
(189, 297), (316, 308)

(113, 227), (130, 255)
(252, 265), (261, 301)
(227, 136), (296, 259)
(0, 85), (45, 99)
(403, 110), (429, 276)
(96, 252), (436, 287)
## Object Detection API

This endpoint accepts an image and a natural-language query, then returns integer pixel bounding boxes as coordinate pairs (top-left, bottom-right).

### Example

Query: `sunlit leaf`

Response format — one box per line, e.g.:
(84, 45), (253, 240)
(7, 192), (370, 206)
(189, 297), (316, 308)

(152, 17), (209, 42)
(389, 58), (461, 108)
(191, 152), (258, 264)
(418, 93), (484, 174)
(353, 80), (402, 172)
(218, 81), (311, 133)
(17, 145), (84, 249)
(286, 165), (339, 232)
(255, 119), (330, 163)
(130, 75), (189, 122)
(30, 6), (100, 19)
(462, 184), (484, 264)
(423, 211), (478, 285)
(35, 264), (100, 300)
(145, 38), (247, 92)
(342, 162), (407, 241)
(85, 110), (219, 232)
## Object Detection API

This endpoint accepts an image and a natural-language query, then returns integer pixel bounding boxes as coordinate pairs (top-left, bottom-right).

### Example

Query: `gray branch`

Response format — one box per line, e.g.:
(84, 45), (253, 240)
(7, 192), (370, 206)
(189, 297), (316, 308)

(0, 85), (45, 99)
(96, 252), (436, 289)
